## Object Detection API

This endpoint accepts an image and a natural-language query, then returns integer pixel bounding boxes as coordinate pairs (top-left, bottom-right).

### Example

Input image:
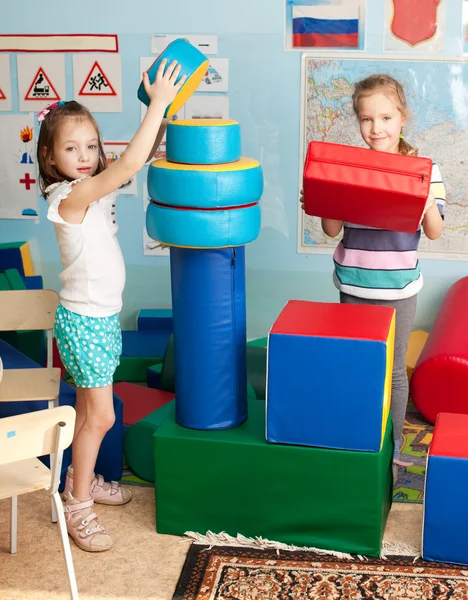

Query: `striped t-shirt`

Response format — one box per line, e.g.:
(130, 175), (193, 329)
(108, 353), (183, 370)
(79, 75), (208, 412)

(333, 162), (445, 301)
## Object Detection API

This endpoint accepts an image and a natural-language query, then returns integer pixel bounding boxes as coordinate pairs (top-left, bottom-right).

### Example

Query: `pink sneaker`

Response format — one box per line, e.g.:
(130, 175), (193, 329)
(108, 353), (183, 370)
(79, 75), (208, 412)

(63, 467), (132, 506)
(64, 493), (113, 552)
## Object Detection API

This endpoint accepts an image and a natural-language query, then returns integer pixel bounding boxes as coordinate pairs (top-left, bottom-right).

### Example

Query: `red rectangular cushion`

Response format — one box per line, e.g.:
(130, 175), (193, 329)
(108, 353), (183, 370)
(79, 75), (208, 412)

(303, 141), (432, 233)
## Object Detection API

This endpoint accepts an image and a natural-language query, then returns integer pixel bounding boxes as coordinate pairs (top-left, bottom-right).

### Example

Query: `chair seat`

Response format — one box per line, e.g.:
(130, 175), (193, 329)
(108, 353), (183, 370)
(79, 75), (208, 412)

(0, 368), (60, 402)
(0, 458), (51, 500)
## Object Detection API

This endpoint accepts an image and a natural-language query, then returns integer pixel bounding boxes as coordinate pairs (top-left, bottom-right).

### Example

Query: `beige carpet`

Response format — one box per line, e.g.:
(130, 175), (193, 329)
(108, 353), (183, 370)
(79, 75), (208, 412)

(0, 487), (422, 600)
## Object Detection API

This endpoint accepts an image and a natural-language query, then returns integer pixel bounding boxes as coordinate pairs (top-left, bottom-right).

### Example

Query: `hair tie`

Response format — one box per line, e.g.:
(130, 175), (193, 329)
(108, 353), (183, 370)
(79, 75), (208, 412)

(399, 133), (404, 139)
(37, 100), (66, 122)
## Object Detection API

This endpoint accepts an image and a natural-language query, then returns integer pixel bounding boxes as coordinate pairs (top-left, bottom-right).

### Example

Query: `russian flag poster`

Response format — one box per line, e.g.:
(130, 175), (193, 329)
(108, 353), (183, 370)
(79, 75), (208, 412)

(285, 1), (366, 51)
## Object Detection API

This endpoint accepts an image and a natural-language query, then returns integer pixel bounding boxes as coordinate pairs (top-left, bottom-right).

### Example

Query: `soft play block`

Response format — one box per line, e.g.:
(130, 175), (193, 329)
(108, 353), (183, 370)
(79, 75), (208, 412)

(113, 356), (163, 383)
(147, 362), (162, 389)
(137, 308), (173, 331)
(124, 400), (175, 482)
(138, 38), (209, 118)
(267, 300), (395, 452)
(0, 338), (123, 483)
(22, 275), (43, 290)
(147, 157), (263, 210)
(121, 330), (171, 359)
(303, 141), (432, 233)
(146, 201), (261, 249)
(0, 241), (34, 276)
(406, 330), (429, 382)
(166, 119), (241, 165)
(423, 413), (468, 565)
(114, 382), (175, 426)
(411, 277), (468, 424)
(154, 400), (393, 556)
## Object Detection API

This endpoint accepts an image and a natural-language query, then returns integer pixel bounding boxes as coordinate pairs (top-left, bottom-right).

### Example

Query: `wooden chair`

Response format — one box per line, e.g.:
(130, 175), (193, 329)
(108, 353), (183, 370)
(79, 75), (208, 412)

(0, 289), (61, 409)
(0, 405), (79, 599)
(0, 290), (62, 522)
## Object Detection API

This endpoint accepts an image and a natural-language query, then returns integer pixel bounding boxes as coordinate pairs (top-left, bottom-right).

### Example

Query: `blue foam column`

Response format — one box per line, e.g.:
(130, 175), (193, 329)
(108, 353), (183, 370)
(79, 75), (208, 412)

(170, 246), (247, 430)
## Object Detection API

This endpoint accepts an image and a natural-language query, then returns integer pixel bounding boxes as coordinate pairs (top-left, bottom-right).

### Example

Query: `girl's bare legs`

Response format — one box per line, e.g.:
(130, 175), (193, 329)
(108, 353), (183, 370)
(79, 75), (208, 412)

(71, 385), (115, 500)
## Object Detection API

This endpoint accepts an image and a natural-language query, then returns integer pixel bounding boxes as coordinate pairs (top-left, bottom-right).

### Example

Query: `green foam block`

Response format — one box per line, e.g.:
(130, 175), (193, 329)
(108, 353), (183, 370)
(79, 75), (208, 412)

(154, 400), (393, 556)
(124, 400), (175, 483)
(113, 356), (163, 382)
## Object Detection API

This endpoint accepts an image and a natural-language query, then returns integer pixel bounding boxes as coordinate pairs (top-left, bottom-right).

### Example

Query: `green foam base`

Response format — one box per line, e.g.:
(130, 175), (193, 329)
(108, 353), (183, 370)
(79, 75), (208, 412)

(154, 400), (393, 556)
(113, 356), (163, 382)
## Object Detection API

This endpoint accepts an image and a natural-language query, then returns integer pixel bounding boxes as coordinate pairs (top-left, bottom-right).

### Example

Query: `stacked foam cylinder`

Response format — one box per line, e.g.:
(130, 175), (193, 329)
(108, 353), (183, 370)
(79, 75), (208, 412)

(146, 118), (263, 430)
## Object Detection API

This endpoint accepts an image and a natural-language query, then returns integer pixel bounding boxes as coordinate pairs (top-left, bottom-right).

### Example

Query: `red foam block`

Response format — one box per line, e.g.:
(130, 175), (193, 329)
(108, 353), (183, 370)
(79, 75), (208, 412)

(411, 277), (468, 424)
(114, 382), (175, 426)
(270, 300), (394, 342)
(430, 413), (468, 459)
(303, 141), (432, 233)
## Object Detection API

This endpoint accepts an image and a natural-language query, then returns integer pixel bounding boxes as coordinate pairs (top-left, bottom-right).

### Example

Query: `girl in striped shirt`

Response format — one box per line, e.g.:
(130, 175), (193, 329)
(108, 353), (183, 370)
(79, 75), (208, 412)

(322, 74), (445, 481)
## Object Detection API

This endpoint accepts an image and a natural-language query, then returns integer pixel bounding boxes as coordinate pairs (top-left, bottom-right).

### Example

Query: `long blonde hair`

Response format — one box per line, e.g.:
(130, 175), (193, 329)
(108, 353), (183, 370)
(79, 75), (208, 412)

(352, 74), (418, 156)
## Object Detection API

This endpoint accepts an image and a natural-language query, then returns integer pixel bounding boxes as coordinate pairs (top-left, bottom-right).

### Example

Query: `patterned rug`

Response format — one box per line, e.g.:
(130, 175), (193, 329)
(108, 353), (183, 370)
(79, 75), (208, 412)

(393, 400), (433, 504)
(173, 545), (468, 600)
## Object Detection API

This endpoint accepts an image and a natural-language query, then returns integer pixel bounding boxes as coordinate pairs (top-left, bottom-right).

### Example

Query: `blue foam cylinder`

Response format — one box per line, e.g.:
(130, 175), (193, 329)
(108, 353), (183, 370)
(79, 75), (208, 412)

(170, 247), (247, 430)
(146, 201), (261, 248)
(147, 158), (263, 209)
(137, 39), (208, 118)
(166, 120), (241, 165)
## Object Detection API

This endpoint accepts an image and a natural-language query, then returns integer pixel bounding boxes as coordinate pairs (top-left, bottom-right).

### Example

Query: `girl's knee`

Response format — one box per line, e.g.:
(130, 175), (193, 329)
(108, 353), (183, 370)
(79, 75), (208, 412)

(87, 410), (115, 435)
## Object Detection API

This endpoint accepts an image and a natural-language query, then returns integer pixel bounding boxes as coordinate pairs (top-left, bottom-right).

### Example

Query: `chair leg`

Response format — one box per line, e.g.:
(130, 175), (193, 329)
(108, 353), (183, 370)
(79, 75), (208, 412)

(10, 496), (17, 554)
(52, 492), (79, 600)
(51, 497), (58, 523)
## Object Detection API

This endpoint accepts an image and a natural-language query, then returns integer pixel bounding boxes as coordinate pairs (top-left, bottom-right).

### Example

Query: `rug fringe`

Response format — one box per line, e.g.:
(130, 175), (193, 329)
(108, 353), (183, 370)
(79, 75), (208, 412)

(380, 540), (421, 560)
(183, 530), (361, 561)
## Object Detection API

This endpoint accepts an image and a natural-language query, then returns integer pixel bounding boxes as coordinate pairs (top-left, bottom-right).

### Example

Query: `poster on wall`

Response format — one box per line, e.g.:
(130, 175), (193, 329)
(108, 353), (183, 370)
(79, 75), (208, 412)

(0, 114), (38, 219)
(73, 54), (122, 112)
(185, 95), (229, 119)
(142, 183), (169, 256)
(17, 54), (66, 112)
(103, 142), (138, 195)
(383, 0), (445, 53)
(299, 55), (468, 260)
(0, 55), (12, 111)
(196, 58), (229, 93)
(151, 34), (218, 55)
(285, 0), (367, 52)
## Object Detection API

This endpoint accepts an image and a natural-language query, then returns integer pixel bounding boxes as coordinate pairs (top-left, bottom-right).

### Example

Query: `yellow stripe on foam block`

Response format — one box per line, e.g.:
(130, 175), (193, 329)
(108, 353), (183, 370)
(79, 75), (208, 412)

(150, 157), (259, 172)
(20, 242), (34, 277)
(381, 312), (395, 450)
(171, 119), (239, 127)
(167, 61), (209, 118)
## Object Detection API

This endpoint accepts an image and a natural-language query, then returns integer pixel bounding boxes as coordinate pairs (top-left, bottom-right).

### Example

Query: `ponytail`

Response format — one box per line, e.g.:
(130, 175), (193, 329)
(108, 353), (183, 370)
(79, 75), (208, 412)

(398, 133), (418, 156)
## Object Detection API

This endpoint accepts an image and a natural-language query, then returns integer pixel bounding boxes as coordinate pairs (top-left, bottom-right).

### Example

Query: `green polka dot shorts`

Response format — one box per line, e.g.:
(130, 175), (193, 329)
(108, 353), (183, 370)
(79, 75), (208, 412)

(54, 304), (122, 388)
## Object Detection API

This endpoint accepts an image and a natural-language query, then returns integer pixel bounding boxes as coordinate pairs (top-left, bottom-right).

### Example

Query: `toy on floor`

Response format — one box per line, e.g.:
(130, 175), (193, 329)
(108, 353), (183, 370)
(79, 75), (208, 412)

(423, 412), (468, 565)
(411, 277), (468, 424)
(114, 381), (174, 427)
(0, 241), (35, 277)
(137, 308), (173, 331)
(303, 141), (433, 233)
(267, 300), (395, 452)
(405, 330), (429, 382)
(145, 118), (263, 430)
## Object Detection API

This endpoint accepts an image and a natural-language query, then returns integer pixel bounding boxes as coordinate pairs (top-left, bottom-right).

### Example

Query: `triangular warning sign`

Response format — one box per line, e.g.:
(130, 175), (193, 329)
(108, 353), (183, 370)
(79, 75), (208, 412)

(0, 88), (6, 100)
(79, 61), (117, 97)
(25, 67), (60, 101)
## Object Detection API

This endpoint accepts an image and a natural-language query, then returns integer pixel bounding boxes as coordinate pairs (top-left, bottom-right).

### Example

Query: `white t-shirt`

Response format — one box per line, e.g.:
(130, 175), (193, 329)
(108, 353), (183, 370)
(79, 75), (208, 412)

(47, 179), (126, 318)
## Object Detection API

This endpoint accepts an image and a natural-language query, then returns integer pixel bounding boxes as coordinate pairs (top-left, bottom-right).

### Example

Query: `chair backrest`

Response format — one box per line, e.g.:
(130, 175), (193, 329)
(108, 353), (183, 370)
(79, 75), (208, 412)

(0, 289), (59, 332)
(0, 406), (75, 466)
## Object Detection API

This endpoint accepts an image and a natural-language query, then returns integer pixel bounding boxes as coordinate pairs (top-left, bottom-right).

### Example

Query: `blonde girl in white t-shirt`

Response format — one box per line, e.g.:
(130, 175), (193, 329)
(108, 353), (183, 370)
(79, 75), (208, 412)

(37, 60), (185, 552)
